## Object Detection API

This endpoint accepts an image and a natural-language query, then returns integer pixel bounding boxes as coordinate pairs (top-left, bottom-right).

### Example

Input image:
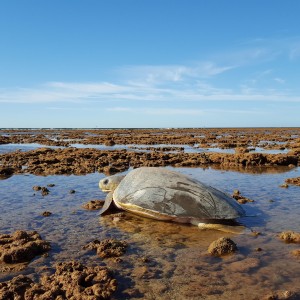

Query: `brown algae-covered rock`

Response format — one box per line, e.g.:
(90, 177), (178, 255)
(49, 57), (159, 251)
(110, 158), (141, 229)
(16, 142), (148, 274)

(39, 261), (117, 299)
(208, 237), (238, 256)
(279, 231), (300, 243)
(0, 261), (117, 300)
(263, 290), (300, 300)
(0, 230), (51, 264)
(285, 177), (300, 186)
(82, 199), (105, 210)
(84, 238), (128, 258)
(0, 275), (33, 300)
(232, 189), (254, 204)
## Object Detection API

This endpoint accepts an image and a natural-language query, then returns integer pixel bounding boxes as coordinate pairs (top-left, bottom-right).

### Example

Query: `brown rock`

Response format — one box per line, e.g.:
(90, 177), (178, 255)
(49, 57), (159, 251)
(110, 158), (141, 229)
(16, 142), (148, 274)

(42, 211), (52, 217)
(0, 230), (51, 264)
(33, 185), (41, 191)
(232, 189), (254, 204)
(104, 139), (115, 146)
(280, 183), (289, 188)
(0, 261), (117, 300)
(0, 275), (33, 300)
(279, 231), (300, 243)
(83, 238), (128, 258)
(263, 290), (300, 300)
(82, 199), (105, 210)
(285, 177), (300, 186)
(41, 187), (49, 196)
(208, 237), (238, 256)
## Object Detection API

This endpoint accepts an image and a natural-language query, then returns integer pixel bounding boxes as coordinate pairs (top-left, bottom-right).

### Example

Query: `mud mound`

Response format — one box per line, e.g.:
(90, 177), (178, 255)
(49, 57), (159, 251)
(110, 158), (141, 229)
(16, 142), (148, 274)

(0, 261), (117, 300)
(0, 230), (50, 264)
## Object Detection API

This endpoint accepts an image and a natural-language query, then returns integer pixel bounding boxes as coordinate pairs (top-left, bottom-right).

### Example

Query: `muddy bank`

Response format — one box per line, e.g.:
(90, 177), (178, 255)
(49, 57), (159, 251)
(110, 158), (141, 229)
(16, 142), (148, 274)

(1, 128), (300, 151)
(0, 147), (298, 176)
(1, 127), (299, 176)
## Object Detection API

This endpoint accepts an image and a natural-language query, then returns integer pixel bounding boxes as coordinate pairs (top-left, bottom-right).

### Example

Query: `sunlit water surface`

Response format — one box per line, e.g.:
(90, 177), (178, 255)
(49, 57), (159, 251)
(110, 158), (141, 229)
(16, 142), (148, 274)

(0, 167), (300, 299)
(0, 143), (289, 155)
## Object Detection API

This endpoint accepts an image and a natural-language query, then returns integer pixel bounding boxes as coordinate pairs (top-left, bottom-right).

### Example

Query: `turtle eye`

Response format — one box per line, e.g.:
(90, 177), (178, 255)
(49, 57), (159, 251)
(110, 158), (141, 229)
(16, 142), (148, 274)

(103, 179), (109, 185)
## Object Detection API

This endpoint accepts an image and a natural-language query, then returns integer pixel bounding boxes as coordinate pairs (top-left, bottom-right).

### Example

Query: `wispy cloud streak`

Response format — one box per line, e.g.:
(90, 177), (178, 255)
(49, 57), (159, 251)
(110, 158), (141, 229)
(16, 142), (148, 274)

(0, 78), (299, 104)
(1, 36), (300, 105)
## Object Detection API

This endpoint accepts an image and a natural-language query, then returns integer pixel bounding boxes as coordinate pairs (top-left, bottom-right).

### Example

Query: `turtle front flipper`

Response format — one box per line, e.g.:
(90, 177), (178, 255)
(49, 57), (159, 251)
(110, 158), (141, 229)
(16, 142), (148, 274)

(99, 192), (115, 215)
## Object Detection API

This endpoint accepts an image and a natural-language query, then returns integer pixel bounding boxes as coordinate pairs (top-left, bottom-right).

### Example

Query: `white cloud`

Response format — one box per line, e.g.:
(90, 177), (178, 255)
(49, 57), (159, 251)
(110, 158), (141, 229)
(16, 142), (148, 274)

(106, 107), (204, 115)
(273, 78), (285, 84)
(119, 62), (235, 86)
(1, 37), (300, 106)
(0, 77), (299, 105)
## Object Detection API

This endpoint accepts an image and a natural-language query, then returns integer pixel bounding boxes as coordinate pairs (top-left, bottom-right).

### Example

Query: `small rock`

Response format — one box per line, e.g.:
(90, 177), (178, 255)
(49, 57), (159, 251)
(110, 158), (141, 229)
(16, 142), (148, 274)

(285, 177), (300, 186)
(69, 189), (76, 194)
(104, 139), (115, 146)
(47, 183), (55, 187)
(279, 231), (300, 243)
(232, 189), (254, 204)
(42, 211), (52, 217)
(291, 249), (300, 257)
(208, 237), (238, 256)
(82, 199), (104, 210)
(263, 290), (299, 300)
(280, 183), (289, 188)
(41, 187), (49, 196)
(83, 238), (128, 258)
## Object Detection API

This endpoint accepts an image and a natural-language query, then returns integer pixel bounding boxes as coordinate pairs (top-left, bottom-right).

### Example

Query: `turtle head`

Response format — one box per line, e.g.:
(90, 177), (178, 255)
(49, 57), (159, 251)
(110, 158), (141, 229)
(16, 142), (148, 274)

(99, 174), (125, 216)
(99, 174), (125, 192)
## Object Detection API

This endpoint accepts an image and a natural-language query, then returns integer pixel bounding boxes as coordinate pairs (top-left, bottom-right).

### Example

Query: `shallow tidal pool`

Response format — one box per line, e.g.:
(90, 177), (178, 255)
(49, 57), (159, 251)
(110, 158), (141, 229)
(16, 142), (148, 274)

(0, 166), (300, 299)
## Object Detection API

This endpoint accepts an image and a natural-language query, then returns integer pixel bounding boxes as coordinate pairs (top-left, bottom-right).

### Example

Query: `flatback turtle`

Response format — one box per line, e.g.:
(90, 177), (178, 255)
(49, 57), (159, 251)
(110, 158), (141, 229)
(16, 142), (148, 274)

(99, 167), (246, 233)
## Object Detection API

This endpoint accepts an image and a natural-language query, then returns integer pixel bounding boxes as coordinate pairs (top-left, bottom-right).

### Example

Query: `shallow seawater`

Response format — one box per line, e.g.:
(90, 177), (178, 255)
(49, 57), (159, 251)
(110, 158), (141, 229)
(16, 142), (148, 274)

(0, 142), (290, 155)
(0, 167), (300, 299)
(0, 143), (61, 154)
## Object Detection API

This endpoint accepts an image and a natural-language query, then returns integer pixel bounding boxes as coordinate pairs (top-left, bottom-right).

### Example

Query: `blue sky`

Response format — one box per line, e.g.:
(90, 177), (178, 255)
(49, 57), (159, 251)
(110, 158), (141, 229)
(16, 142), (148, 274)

(0, 1), (300, 128)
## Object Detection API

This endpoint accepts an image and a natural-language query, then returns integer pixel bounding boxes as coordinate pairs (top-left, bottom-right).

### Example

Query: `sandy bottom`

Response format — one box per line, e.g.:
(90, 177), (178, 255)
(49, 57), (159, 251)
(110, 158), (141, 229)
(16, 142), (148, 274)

(1, 165), (300, 299)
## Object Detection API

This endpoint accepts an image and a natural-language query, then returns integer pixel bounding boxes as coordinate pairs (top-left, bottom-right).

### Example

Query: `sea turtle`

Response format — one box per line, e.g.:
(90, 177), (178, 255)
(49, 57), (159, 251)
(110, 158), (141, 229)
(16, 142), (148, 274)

(99, 167), (246, 233)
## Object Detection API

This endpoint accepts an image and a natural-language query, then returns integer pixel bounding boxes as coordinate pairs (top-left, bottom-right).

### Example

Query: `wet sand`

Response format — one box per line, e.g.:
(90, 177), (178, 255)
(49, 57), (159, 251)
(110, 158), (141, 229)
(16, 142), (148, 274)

(0, 128), (300, 299)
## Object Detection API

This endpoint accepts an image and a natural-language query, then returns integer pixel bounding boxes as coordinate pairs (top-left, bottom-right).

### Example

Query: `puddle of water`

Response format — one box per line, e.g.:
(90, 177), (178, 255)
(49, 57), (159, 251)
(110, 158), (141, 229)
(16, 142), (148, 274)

(251, 147), (289, 154)
(0, 167), (300, 298)
(0, 141), (292, 156)
(0, 143), (62, 154)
